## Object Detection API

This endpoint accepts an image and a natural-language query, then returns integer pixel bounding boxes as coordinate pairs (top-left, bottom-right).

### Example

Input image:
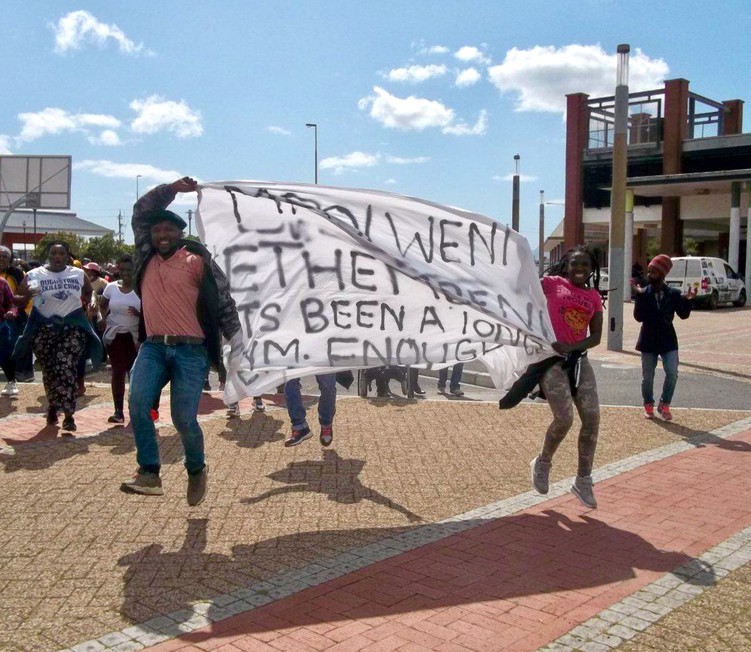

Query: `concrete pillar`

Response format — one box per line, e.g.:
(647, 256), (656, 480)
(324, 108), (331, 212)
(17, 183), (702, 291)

(746, 182), (751, 287)
(624, 189), (634, 295)
(729, 182), (741, 270)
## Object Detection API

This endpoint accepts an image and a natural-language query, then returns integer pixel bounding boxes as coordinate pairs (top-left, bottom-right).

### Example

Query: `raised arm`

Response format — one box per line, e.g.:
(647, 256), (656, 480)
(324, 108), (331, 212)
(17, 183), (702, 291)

(132, 177), (197, 271)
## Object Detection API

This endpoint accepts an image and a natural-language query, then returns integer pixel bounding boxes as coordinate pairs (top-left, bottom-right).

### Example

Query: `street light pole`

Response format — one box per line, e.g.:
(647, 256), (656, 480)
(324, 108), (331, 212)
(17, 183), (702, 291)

(539, 190), (545, 277)
(136, 175), (142, 202)
(607, 43), (630, 352)
(305, 123), (318, 184)
(187, 209), (193, 236)
(511, 154), (520, 232)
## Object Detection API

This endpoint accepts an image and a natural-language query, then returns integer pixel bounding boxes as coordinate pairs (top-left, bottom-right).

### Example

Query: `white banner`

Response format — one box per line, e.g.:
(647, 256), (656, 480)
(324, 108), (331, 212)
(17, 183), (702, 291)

(196, 182), (555, 403)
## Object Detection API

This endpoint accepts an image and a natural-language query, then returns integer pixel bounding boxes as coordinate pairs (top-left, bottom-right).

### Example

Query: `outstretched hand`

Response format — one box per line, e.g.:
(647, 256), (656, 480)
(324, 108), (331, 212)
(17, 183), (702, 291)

(172, 176), (198, 193)
(630, 278), (647, 294)
(684, 286), (698, 300)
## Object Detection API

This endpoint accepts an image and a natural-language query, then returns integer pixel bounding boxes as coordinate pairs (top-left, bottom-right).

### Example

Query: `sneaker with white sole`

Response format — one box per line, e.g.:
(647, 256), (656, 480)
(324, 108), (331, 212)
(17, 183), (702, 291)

(187, 463), (208, 506)
(227, 403), (240, 417)
(320, 424), (333, 447)
(120, 469), (164, 496)
(643, 402), (655, 419)
(253, 397), (265, 412)
(530, 456), (552, 494)
(657, 401), (673, 421)
(284, 426), (312, 447)
(1, 381), (19, 397)
(571, 475), (597, 509)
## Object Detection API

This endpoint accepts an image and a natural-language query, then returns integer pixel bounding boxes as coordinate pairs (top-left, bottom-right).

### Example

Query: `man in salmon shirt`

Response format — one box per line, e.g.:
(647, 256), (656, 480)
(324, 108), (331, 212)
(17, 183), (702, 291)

(121, 177), (241, 506)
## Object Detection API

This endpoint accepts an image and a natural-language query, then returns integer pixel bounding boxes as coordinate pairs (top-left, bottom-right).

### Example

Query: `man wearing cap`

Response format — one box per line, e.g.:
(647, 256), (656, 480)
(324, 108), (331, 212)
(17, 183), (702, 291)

(631, 254), (696, 421)
(121, 176), (241, 506)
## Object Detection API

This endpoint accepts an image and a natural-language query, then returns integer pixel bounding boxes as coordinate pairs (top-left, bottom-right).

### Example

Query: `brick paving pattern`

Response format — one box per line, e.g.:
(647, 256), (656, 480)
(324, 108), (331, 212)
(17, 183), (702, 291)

(129, 425), (751, 652)
(1, 376), (750, 651)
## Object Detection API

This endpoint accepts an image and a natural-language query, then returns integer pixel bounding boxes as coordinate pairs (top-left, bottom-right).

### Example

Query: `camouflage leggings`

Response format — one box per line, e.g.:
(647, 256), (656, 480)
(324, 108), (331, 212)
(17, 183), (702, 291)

(539, 357), (600, 477)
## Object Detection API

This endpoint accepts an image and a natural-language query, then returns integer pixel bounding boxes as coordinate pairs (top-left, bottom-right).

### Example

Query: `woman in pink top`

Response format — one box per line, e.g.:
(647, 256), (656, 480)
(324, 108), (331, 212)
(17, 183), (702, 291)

(531, 246), (604, 509)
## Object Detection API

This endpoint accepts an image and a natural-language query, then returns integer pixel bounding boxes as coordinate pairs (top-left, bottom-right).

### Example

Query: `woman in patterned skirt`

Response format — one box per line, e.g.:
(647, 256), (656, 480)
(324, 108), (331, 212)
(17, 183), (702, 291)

(15, 241), (102, 431)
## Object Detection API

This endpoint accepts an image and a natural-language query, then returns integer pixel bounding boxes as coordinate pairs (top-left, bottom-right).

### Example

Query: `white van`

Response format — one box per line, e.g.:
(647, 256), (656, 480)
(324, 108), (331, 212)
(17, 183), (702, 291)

(666, 256), (746, 309)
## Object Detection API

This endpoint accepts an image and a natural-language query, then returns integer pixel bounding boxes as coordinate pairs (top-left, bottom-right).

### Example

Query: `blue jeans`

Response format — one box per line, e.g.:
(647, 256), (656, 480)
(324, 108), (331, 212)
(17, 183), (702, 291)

(129, 342), (209, 474)
(641, 350), (679, 405)
(438, 364), (464, 390)
(284, 373), (337, 431)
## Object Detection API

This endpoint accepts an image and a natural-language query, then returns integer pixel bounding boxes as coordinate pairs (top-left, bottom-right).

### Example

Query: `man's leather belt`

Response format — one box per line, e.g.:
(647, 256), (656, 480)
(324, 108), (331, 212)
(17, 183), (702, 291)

(146, 335), (205, 345)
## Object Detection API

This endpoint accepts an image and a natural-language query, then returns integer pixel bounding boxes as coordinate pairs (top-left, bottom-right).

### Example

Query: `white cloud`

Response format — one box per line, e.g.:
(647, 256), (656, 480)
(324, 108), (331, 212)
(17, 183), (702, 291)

(454, 46), (490, 65)
(267, 126), (291, 136)
(492, 173), (538, 182)
(74, 160), (181, 183)
(359, 87), (487, 136)
(17, 107), (122, 142)
(88, 129), (122, 146)
(384, 178), (397, 185)
(455, 68), (481, 88)
(52, 10), (150, 56)
(130, 95), (203, 138)
(0, 135), (12, 155)
(422, 45), (450, 55)
(320, 151), (380, 175)
(442, 110), (488, 136)
(385, 64), (447, 83)
(488, 44), (669, 113)
(385, 155), (430, 165)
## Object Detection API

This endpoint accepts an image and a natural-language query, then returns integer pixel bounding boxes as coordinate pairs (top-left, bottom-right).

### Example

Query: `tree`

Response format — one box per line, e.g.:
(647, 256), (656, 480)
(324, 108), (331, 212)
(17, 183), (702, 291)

(31, 232), (88, 262)
(82, 233), (134, 264)
(682, 237), (699, 256)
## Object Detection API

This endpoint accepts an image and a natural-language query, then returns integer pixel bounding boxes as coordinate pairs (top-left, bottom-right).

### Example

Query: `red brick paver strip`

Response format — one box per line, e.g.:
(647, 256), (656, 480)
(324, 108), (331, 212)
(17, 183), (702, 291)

(134, 427), (751, 652)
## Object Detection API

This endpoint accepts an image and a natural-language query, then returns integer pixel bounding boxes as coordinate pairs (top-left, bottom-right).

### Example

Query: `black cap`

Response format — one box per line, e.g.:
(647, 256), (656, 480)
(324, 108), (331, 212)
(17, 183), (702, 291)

(144, 208), (187, 230)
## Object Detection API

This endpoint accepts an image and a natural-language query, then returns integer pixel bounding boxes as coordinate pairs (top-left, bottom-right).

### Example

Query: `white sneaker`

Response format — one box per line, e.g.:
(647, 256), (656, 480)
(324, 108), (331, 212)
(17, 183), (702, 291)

(571, 475), (597, 509)
(1, 381), (19, 397)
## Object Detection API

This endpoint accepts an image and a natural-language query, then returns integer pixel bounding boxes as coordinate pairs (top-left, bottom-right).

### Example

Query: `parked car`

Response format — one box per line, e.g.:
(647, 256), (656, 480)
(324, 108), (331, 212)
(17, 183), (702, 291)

(666, 256), (746, 309)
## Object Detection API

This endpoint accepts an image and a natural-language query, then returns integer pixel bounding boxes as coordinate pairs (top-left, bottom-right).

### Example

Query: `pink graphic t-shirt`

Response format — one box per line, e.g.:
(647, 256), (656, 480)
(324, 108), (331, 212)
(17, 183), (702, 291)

(541, 275), (602, 344)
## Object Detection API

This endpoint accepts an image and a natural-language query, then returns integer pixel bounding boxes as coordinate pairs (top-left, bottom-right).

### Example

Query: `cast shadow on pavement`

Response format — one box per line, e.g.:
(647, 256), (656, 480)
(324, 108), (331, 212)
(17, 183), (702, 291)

(0, 428), (181, 473)
(217, 412), (286, 449)
(652, 419), (751, 452)
(242, 449), (422, 523)
(117, 509), (713, 640)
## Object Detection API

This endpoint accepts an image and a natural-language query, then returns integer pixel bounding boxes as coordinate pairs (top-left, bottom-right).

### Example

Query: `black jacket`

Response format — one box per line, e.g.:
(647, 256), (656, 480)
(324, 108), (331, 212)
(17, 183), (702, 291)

(634, 285), (692, 354)
(132, 185), (241, 371)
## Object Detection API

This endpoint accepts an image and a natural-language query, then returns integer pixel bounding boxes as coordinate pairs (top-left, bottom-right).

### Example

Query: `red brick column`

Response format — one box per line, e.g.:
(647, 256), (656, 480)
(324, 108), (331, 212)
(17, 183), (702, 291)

(564, 93), (589, 250)
(661, 79), (689, 255)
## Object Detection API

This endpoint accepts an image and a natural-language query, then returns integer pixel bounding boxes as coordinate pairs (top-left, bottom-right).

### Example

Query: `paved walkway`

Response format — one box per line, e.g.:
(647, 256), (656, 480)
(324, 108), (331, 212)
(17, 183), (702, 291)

(113, 421), (750, 652)
(1, 347), (750, 651)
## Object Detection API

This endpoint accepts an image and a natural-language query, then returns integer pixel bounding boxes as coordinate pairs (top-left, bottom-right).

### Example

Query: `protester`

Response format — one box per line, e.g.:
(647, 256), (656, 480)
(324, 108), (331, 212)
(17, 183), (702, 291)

(0, 246), (27, 389)
(0, 276), (19, 396)
(121, 177), (242, 507)
(14, 241), (102, 431)
(99, 256), (141, 424)
(407, 367), (426, 395)
(437, 363), (464, 396)
(530, 245), (603, 509)
(283, 373), (337, 447)
(631, 254), (696, 421)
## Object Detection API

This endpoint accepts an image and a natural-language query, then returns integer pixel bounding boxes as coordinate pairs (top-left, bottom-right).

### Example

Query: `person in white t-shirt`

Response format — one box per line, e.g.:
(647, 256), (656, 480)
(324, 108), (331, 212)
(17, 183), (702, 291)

(99, 256), (141, 424)
(16, 241), (96, 431)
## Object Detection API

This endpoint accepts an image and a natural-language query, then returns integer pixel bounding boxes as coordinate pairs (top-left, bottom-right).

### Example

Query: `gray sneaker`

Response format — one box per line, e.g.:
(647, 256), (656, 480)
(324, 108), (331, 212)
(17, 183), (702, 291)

(120, 470), (164, 496)
(571, 475), (597, 509)
(187, 463), (208, 506)
(530, 456), (552, 494)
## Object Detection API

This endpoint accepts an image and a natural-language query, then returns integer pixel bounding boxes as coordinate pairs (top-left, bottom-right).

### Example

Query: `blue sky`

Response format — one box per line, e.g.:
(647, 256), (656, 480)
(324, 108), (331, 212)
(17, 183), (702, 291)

(2, 0), (750, 245)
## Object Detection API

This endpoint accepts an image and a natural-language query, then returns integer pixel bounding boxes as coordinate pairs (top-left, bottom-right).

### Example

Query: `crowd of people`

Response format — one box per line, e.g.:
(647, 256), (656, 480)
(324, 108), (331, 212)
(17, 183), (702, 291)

(0, 177), (698, 510)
